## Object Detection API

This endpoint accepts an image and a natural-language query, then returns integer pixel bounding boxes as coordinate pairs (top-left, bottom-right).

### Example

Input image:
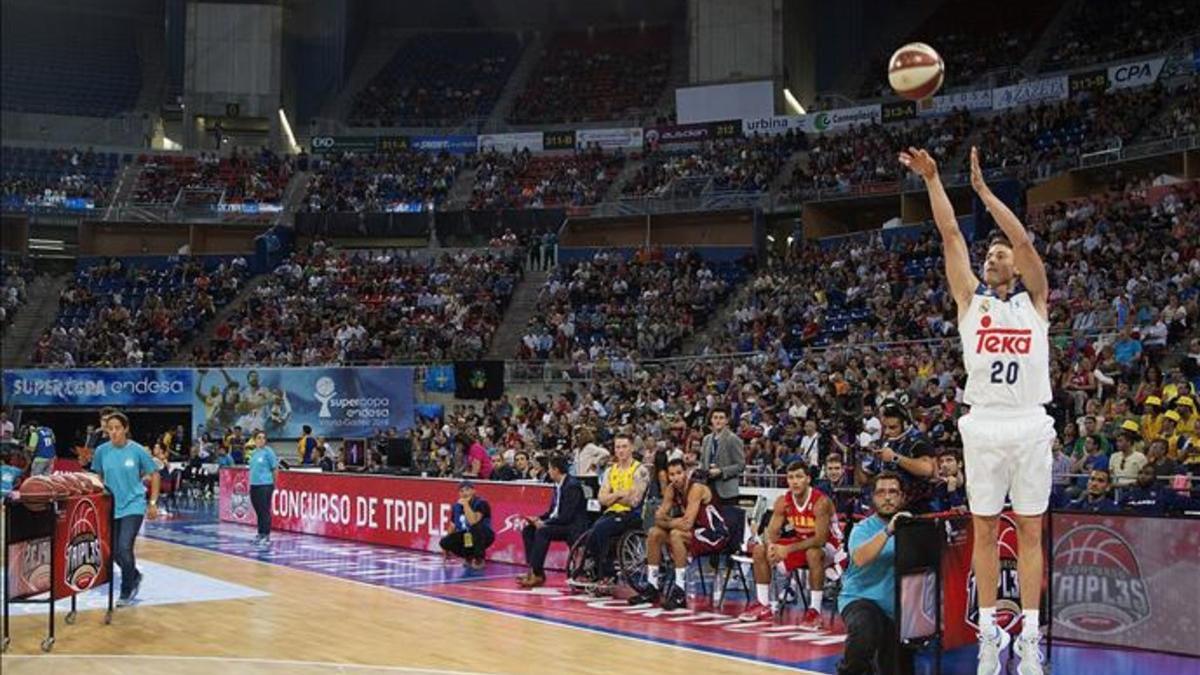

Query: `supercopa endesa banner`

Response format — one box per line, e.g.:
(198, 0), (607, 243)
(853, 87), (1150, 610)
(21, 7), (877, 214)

(219, 468), (567, 568)
(192, 366), (414, 438)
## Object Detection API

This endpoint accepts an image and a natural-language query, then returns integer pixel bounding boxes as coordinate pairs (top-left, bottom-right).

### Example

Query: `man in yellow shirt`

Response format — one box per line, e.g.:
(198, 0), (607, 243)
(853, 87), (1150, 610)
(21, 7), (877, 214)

(587, 433), (649, 583)
(1157, 410), (1192, 460)
(1140, 396), (1163, 444)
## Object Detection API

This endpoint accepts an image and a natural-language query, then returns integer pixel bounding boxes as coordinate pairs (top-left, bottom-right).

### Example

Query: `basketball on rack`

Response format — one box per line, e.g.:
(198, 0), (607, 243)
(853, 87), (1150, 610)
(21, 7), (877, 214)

(14, 474), (56, 508)
(888, 42), (944, 100)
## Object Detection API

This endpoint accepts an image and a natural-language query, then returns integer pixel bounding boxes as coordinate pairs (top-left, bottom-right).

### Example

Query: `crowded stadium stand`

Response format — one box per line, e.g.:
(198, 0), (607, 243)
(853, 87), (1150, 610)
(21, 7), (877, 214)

(509, 26), (671, 125)
(518, 249), (745, 361)
(129, 150), (294, 210)
(625, 133), (805, 198)
(191, 244), (520, 365)
(1, 146), (123, 212)
(349, 32), (522, 127)
(33, 256), (251, 367)
(471, 147), (626, 209)
(303, 150), (462, 213)
(0, 8), (142, 117)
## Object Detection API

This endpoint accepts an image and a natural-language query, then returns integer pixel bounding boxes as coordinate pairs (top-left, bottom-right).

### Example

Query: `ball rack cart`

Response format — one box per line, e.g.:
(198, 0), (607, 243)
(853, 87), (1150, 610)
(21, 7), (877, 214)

(2, 491), (115, 652)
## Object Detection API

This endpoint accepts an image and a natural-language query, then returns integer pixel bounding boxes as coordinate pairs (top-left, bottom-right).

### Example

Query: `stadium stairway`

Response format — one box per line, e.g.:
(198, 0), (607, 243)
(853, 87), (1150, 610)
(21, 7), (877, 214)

(443, 165), (479, 211)
(0, 272), (70, 368)
(484, 268), (549, 360)
(485, 32), (544, 131)
(1018, 0), (1084, 76)
(605, 157), (645, 202)
(678, 274), (754, 356)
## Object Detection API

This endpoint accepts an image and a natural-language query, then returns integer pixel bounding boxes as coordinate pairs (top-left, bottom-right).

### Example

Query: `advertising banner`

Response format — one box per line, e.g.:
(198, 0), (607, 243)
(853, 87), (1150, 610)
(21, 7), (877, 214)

(53, 493), (113, 600)
(478, 132), (544, 153)
(4, 495), (111, 601)
(803, 104), (882, 133)
(575, 127), (644, 150)
(741, 115), (806, 137)
(219, 468), (567, 568)
(1050, 512), (1200, 657)
(191, 367), (414, 437)
(1106, 57), (1166, 91)
(2, 368), (195, 407)
(644, 122), (714, 147)
(921, 88), (994, 116)
(992, 76), (1069, 110)
(410, 135), (478, 154)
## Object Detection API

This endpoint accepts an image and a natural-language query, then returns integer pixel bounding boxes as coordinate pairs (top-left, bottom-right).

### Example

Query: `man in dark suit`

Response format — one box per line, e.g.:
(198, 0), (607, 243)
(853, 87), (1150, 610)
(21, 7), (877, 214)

(518, 455), (588, 588)
(699, 406), (746, 506)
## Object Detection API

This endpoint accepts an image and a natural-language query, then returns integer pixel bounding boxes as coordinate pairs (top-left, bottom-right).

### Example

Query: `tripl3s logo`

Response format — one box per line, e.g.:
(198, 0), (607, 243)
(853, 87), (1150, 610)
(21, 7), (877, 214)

(966, 514), (1028, 634)
(1052, 524), (1151, 634)
(65, 496), (105, 592)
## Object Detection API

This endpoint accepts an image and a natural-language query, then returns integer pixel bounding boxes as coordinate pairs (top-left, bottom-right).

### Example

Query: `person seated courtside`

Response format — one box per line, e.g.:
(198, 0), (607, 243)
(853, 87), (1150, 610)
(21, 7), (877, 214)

(629, 458), (730, 610)
(517, 455), (588, 588)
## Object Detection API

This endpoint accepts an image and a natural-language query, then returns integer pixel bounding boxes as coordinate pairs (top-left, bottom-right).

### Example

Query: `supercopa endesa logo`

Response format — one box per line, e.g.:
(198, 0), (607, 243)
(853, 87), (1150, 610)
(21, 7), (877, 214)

(65, 496), (105, 592)
(966, 514), (1024, 633)
(1052, 524), (1151, 634)
(497, 513), (528, 536)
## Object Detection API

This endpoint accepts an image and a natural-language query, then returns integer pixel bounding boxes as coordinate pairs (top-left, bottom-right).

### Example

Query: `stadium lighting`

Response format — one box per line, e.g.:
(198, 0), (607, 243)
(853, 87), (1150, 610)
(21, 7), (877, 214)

(783, 88), (806, 116)
(28, 238), (65, 251)
(278, 107), (300, 154)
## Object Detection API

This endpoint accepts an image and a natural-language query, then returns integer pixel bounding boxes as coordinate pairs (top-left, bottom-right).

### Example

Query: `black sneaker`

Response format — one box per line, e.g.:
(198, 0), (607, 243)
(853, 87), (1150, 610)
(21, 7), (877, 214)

(128, 572), (142, 602)
(661, 585), (688, 610)
(627, 584), (661, 606)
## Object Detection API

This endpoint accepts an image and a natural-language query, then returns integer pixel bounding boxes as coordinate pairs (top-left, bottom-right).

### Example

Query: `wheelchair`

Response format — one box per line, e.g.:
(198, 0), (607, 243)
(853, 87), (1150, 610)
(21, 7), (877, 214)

(563, 497), (656, 596)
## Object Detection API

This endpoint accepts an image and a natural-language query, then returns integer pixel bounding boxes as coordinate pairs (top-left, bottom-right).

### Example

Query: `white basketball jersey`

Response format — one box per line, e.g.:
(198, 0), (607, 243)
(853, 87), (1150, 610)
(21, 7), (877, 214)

(959, 283), (1052, 409)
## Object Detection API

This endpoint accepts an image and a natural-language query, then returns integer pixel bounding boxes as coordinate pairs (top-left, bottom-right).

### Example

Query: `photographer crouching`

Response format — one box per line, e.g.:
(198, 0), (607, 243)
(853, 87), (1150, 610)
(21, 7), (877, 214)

(836, 471), (914, 675)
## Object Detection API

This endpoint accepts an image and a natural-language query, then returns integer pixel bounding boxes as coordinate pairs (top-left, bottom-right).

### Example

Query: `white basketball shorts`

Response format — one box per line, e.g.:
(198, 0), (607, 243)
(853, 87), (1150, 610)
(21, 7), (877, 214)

(957, 407), (1056, 516)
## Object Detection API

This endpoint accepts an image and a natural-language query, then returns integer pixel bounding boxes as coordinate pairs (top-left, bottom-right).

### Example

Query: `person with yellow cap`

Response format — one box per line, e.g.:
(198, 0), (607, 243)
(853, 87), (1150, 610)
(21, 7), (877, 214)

(1109, 420), (1148, 487)
(1157, 410), (1192, 460)
(1140, 396), (1164, 444)
(1173, 396), (1199, 438)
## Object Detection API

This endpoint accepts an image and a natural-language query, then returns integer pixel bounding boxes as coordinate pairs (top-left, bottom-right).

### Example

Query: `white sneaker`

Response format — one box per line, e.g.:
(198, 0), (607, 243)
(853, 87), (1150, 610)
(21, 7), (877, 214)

(977, 626), (1011, 675)
(1014, 634), (1044, 675)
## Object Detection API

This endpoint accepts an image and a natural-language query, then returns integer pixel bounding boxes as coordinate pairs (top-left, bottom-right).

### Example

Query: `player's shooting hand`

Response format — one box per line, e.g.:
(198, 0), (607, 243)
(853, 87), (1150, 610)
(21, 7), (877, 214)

(969, 146), (990, 195)
(898, 147), (937, 181)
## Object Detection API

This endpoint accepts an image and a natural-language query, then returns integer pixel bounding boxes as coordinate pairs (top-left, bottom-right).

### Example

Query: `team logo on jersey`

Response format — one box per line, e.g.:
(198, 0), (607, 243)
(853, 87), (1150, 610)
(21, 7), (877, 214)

(967, 514), (1026, 634)
(1052, 524), (1151, 634)
(975, 315), (1032, 355)
(980, 299), (991, 313)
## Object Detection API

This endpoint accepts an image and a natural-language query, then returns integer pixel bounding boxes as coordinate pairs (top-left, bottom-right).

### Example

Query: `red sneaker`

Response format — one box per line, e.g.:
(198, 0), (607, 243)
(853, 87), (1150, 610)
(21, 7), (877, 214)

(798, 608), (824, 631)
(738, 602), (776, 623)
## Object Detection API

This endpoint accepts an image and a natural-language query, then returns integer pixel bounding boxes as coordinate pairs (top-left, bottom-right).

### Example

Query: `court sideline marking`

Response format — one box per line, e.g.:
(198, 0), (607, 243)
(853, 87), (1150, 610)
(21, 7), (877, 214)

(0, 654), (493, 674)
(135, 535), (829, 675)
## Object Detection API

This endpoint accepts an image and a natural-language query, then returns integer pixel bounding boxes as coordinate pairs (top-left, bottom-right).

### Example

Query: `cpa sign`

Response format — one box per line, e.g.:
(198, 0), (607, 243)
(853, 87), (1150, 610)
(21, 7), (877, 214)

(1107, 57), (1165, 91)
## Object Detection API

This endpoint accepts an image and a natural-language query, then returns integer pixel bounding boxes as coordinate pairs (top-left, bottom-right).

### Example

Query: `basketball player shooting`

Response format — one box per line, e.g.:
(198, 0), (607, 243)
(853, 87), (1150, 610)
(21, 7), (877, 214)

(900, 147), (1054, 675)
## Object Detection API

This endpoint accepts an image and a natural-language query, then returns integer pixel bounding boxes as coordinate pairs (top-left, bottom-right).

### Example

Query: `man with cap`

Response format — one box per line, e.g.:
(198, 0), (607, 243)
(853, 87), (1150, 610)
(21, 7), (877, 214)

(1140, 396), (1164, 443)
(439, 480), (494, 570)
(1109, 421), (1148, 487)
(1174, 396), (1199, 438)
(1158, 410), (1192, 460)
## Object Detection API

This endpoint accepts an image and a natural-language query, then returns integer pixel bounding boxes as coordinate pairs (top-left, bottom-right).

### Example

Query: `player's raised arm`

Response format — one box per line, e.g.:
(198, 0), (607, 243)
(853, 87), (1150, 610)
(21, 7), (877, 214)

(900, 147), (979, 314)
(970, 147), (1049, 315)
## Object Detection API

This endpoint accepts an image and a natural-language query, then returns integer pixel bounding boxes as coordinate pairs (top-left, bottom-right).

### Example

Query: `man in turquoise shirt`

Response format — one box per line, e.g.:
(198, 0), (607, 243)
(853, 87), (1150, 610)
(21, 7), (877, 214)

(836, 472), (912, 675)
(91, 412), (159, 606)
(248, 431), (279, 546)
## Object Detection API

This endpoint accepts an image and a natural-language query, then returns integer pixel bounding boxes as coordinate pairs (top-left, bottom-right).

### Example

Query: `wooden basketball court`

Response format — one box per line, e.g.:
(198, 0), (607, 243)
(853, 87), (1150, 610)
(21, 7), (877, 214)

(1, 522), (818, 675)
